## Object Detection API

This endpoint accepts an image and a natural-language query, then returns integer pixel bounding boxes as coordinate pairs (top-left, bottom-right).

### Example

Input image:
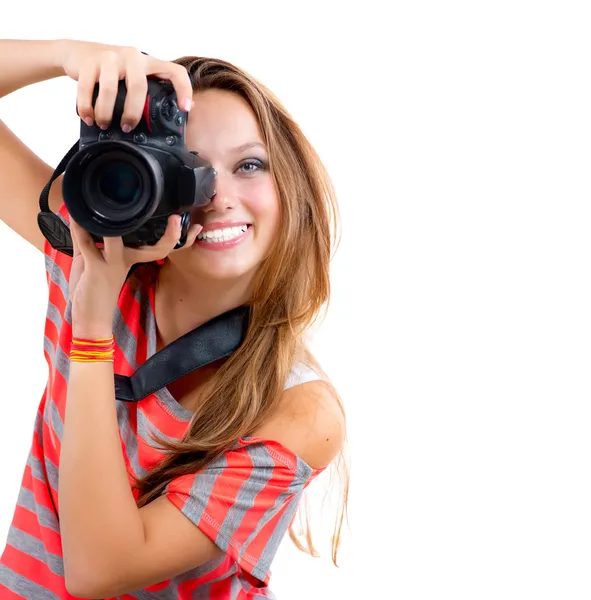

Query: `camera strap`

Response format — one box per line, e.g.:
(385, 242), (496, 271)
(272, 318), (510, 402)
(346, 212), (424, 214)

(114, 305), (250, 403)
(37, 140), (80, 257)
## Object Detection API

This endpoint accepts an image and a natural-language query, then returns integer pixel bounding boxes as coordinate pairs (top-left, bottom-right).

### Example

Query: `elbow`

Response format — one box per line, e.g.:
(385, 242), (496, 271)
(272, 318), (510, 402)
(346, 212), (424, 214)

(65, 563), (116, 599)
(66, 575), (113, 599)
(65, 577), (101, 599)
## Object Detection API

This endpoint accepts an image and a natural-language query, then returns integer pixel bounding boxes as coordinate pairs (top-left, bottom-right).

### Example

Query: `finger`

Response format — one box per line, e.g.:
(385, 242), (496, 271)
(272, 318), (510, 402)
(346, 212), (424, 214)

(77, 58), (100, 127)
(70, 220), (103, 264)
(95, 51), (123, 129)
(180, 222), (203, 248)
(102, 235), (126, 264)
(121, 55), (148, 131)
(69, 220), (81, 258)
(156, 214), (183, 250)
(147, 59), (193, 112)
(125, 215), (182, 263)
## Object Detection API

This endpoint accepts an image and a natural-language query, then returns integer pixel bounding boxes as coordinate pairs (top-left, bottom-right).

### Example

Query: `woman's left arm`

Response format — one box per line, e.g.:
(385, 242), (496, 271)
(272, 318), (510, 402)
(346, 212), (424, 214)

(59, 216), (215, 597)
(60, 358), (146, 589)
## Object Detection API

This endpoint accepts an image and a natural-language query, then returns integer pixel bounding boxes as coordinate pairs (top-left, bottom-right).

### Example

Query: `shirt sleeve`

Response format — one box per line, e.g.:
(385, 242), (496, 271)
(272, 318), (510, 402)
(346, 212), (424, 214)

(165, 438), (316, 587)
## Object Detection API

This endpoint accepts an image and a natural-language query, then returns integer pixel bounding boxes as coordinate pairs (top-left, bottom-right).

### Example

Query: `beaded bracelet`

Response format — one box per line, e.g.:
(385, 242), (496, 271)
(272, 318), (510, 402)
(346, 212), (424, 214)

(70, 336), (115, 363)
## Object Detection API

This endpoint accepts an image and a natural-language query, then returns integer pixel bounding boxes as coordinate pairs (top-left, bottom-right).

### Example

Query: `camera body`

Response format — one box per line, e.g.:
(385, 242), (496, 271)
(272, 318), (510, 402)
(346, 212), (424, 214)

(62, 78), (216, 248)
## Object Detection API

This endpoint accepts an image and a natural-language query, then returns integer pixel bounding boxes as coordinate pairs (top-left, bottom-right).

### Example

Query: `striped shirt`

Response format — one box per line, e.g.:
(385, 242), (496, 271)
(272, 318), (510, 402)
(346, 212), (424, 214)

(0, 205), (325, 599)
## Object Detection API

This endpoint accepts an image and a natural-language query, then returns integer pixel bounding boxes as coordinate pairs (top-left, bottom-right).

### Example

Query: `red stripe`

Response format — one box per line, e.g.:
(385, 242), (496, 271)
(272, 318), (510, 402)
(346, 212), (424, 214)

(203, 449), (254, 522)
(10, 504), (63, 557)
(118, 404), (138, 482)
(0, 544), (73, 598)
(0, 582), (28, 599)
(44, 317), (60, 355)
(47, 273), (68, 318)
(177, 554), (236, 596)
(138, 395), (190, 439)
(20, 464), (57, 516)
(242, 508), (285, 579)
(208, 579), (230, 598)
(143, 95), (152, 133)
(40, 409), (61, 476)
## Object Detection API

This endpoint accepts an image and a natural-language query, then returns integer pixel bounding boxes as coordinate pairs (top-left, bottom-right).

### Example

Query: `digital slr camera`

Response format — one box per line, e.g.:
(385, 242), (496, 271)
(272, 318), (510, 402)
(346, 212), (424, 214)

(61, 78), (216, 248)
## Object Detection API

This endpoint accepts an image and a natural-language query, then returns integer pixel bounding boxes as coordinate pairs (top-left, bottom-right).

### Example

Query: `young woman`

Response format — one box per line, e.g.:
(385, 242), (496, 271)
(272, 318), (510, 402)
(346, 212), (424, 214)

(0, 38), (348, 599)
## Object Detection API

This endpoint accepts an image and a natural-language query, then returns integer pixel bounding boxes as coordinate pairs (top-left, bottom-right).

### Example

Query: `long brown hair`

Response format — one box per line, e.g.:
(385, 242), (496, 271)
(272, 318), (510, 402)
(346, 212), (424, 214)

(132, 56), (349, 565)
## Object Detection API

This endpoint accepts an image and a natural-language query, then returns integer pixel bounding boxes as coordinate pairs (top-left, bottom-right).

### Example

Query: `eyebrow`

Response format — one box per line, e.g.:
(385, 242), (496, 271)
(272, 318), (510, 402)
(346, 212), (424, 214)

(230, 142), (267, 153)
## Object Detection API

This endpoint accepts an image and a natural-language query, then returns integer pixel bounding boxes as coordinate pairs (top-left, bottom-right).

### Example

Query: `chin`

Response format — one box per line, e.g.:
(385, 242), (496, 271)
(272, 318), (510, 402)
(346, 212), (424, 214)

(173, 252), (257, 281)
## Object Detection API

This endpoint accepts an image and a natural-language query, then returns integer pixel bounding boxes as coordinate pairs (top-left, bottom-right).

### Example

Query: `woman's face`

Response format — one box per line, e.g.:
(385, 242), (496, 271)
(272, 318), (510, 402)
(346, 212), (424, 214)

(168, 88), (280, 281)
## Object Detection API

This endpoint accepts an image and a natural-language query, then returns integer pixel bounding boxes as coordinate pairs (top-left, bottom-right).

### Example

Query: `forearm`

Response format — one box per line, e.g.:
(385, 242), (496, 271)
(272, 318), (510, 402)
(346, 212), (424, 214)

(0, 39), (65, 98)
(59, 357), (146, 586)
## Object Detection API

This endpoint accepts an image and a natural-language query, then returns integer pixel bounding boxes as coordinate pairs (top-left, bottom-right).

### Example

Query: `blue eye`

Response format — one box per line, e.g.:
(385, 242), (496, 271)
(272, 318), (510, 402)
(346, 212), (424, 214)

(237, 159), (266, 174)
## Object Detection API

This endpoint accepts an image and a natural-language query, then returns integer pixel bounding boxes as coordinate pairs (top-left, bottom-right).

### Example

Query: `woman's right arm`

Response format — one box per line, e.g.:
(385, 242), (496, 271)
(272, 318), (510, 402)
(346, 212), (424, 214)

(0, 39), (68, 252)
(0, 38), (193, 254)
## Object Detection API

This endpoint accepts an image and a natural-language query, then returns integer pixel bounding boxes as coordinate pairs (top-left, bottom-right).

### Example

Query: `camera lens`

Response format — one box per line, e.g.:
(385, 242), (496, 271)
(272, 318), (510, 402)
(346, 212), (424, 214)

(84, 152), (151, 223)
(97, 162), (142, 206)
(63, 141), (164, 237)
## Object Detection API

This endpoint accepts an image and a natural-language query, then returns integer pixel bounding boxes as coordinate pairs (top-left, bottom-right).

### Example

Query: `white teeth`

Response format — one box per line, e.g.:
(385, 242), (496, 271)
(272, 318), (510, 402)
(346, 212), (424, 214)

(197, 224), (248, 242)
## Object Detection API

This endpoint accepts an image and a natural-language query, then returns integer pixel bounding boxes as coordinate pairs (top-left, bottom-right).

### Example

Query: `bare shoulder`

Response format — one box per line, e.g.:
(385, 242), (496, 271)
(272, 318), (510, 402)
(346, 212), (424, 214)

(253, 378), (346, 470)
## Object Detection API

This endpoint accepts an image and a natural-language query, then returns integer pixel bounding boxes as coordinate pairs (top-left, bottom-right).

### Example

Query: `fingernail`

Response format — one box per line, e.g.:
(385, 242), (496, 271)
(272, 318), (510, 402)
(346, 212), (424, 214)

(121, 124), (131, 133)
(184, 99), (193, 112)
(84, 117), (93, 127)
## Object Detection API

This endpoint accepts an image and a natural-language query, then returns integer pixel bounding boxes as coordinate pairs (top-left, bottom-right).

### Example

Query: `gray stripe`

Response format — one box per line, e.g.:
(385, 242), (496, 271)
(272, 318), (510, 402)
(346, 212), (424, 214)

(167, 455), (229, 544)
(6, 527), (64, 578)
(32, 415), (61, 511)
(216, 444), (275, 550)
(46, 255), (70, 302)
(45, 302), (63, 337)
(49, 392), (64, 443)
(154, 386), (194, 421)
(188, 561), (238, 599)
(137, 408), (180, 450)
(13, 485), (59, 535)
(25, 457), (60, 534)
(45, 456), (59, 501)
(0, 564), (61, 600)
(46, 339), (70, 446)
(113, 302), (139, 371)
(43, 335), (55, 368)
(116, 401), (143, 480)
(54, 339), (71, 392)
(238, 445), (308, 580)
(253, 487), (303, 579)
(121, 402), (184, 481)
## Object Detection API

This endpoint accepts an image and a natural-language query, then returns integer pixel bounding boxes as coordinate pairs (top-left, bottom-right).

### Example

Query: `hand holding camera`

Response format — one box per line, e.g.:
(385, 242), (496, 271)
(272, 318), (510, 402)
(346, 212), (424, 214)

(59, 40), (194, 130)
(38, 40), (216, 255)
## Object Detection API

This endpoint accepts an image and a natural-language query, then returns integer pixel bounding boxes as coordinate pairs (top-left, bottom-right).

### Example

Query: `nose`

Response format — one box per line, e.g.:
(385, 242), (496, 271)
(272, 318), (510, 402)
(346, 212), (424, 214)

(202, 170), (236, 213)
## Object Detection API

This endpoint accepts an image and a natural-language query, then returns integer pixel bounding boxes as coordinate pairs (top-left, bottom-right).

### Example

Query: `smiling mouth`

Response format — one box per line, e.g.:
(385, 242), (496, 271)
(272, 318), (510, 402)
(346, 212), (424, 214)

(196, 224), (251, 243)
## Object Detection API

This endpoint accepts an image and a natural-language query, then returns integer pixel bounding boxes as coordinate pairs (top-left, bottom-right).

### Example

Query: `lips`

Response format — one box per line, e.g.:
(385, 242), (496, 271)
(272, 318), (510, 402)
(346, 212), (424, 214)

(193, 223), (252, 251)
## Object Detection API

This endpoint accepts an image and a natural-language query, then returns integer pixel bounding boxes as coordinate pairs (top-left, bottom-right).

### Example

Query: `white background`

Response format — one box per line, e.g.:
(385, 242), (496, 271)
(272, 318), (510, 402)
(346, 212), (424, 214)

(1, 1), (591, 599)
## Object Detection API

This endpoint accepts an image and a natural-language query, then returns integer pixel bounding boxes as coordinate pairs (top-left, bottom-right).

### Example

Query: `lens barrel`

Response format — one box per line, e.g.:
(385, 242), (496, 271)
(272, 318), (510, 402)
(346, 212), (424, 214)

(63, 141), (164, 237)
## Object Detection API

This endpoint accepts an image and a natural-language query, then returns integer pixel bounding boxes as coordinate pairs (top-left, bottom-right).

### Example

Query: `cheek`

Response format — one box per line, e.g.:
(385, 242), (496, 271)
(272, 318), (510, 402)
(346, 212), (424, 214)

(245, 179), (280, 231)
